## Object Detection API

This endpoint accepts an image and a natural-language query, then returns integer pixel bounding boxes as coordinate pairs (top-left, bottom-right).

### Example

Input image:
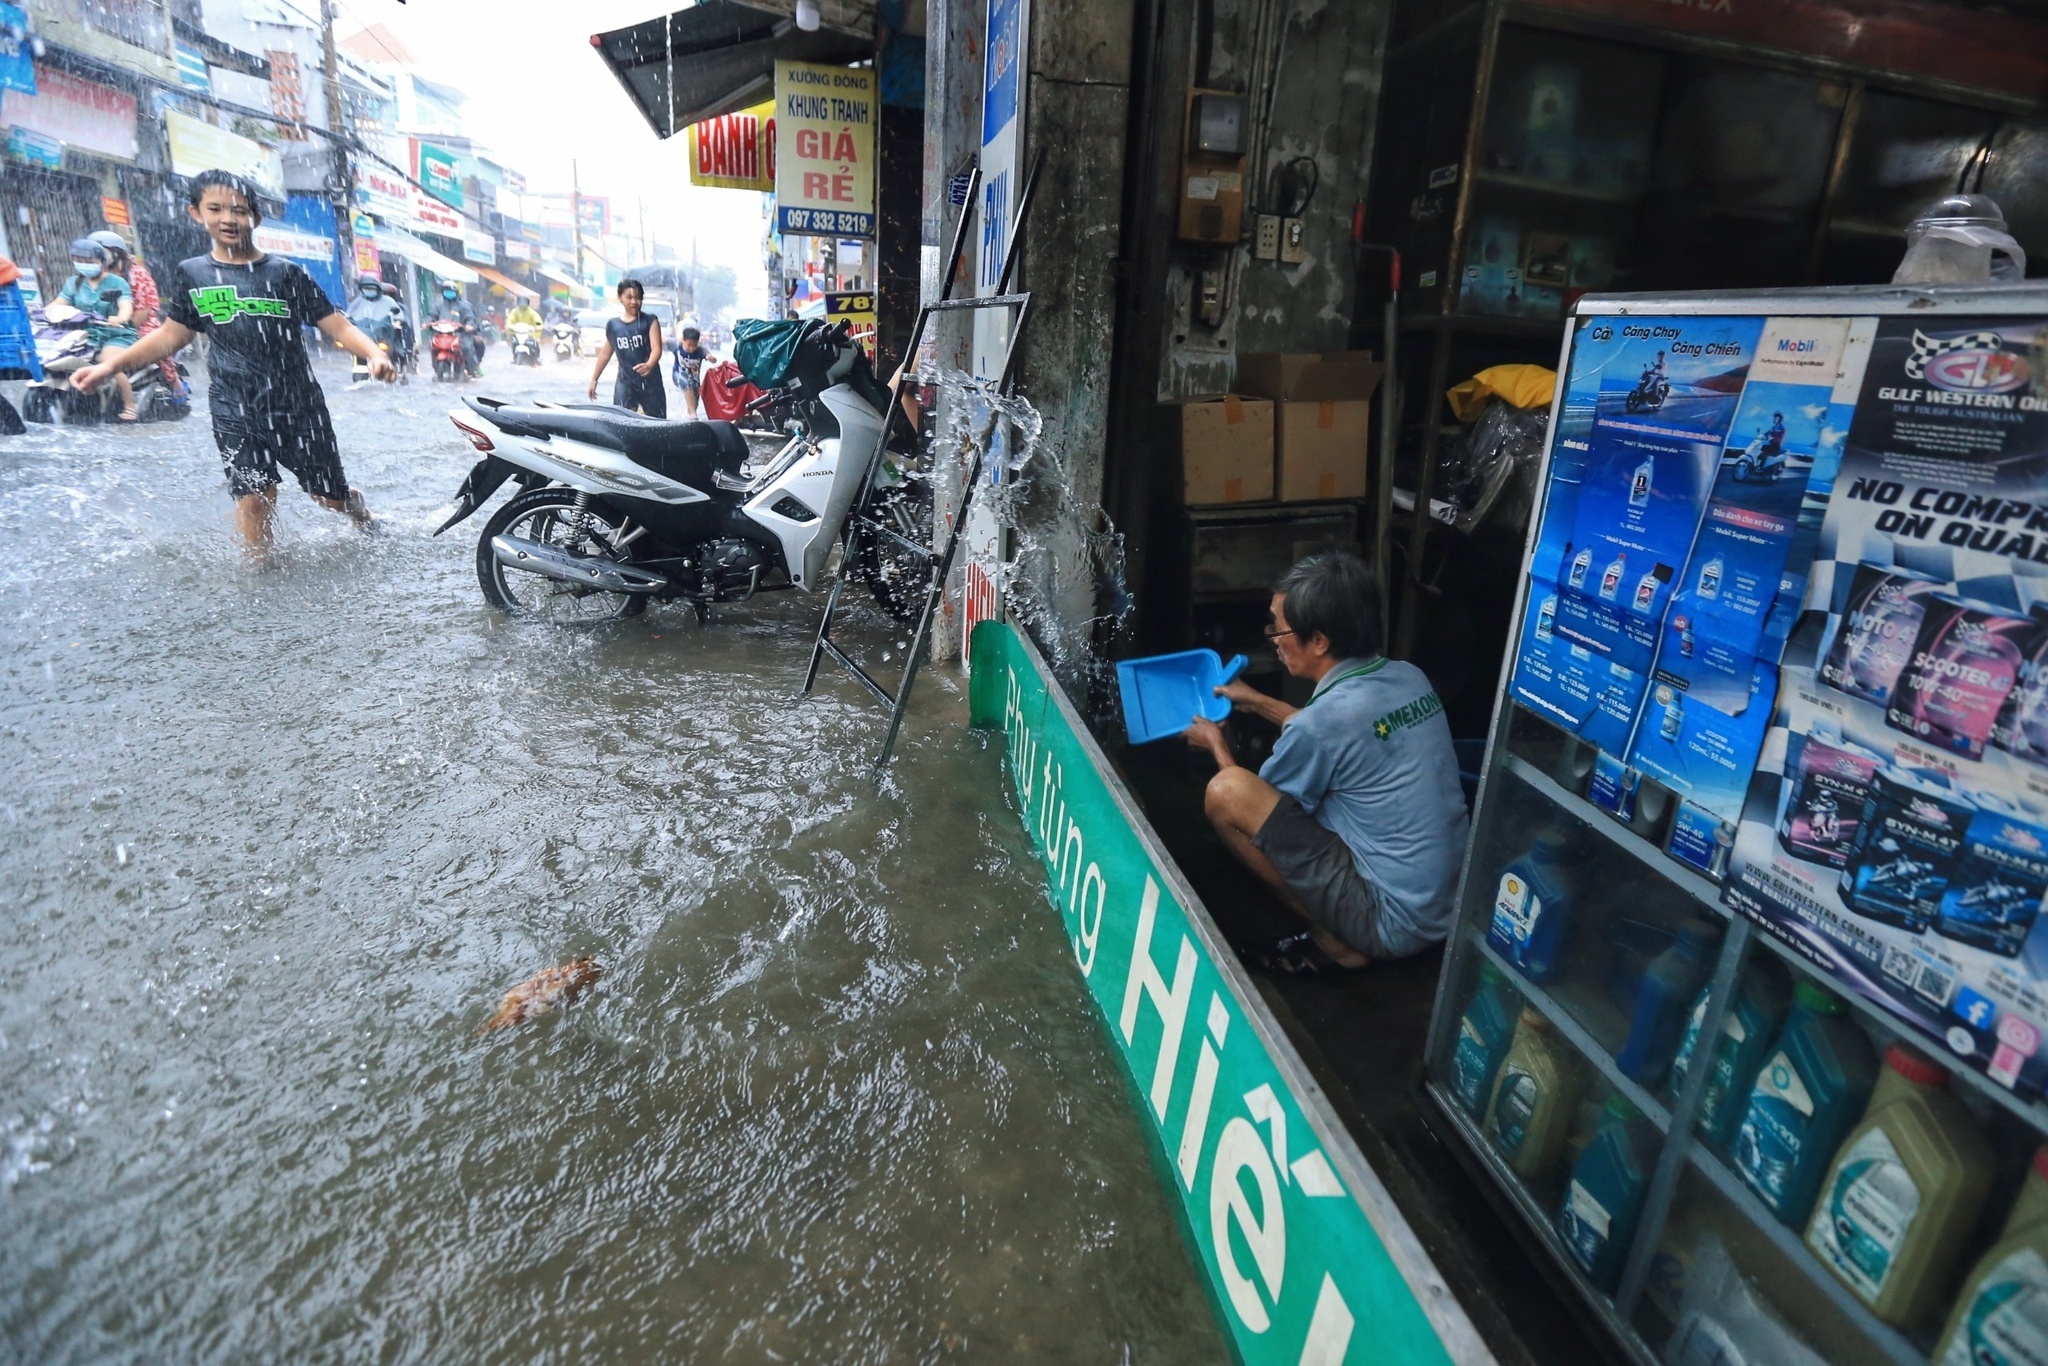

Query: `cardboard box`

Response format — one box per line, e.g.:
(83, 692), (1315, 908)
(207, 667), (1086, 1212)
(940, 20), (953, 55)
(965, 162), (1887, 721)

(1236, 352), (1384, 501)
(1180, 395), (1274, 504)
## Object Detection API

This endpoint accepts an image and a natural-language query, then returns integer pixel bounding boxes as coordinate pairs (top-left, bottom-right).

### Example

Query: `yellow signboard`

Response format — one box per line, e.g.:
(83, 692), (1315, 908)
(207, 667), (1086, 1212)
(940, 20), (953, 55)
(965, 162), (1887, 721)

(825, 289), (877, 356)
(772, 61), (875, 239)
(688, 102), (773, 192)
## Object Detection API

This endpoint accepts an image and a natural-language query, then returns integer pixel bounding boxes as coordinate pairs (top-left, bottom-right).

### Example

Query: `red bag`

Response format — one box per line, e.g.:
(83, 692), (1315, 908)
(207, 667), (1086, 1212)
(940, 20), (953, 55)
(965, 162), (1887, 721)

(700, 358), (763, 421)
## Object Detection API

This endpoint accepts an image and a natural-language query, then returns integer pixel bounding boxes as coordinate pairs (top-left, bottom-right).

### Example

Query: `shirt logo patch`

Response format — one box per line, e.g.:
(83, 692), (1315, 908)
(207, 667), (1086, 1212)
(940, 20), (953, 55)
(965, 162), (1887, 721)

(1373, 691), (1443, 741)
(189, 285), (289, 324)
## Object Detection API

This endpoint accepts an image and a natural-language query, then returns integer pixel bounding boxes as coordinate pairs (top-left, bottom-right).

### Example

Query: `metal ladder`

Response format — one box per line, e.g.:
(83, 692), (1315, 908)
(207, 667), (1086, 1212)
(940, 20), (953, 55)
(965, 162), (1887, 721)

(801, 156), (1045, 772)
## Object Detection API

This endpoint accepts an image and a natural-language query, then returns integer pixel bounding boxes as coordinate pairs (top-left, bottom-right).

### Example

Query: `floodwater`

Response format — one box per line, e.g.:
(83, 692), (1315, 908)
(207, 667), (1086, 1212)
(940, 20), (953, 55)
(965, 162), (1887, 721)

(0, 347), (1226, 1364)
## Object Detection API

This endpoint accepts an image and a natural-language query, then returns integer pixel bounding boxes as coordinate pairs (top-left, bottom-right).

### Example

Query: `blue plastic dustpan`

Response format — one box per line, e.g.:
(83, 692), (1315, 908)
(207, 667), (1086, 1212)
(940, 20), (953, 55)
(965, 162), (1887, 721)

(1116, 649), (1248, 745)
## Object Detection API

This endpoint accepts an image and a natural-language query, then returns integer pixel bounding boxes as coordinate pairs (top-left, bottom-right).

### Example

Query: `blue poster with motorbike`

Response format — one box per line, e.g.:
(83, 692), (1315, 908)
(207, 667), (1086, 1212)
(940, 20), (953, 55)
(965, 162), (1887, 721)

(1627, 319), (1878, 828)
(1725, 314), (2048, 1101)
(1547, 317), (1760, 673)
(1513, 316), (1759, 737)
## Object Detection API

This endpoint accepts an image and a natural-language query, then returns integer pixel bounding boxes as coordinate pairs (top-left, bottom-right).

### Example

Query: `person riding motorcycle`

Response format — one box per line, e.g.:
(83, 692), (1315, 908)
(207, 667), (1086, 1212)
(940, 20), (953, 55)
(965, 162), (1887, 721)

(505, 299), (542, 357)
(430, 284), (482, 377)
(59, 237), (140, 421)
(87, 229), (182, 399)
(347, 272), (412, 373)
(1763, 410), (1786, 455)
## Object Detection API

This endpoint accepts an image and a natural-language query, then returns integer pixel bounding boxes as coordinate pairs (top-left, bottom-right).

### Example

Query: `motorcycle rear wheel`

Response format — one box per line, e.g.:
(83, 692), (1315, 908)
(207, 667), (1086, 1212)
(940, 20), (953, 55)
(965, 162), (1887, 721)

(476, 487), (649, 623)
(844, 475), (935, 625)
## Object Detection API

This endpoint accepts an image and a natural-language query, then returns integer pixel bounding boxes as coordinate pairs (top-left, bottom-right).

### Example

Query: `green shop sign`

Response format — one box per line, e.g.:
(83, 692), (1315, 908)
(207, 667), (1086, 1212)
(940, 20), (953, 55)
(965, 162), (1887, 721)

(417, 140), (462, 210)
(969, 622), (1489, 1366)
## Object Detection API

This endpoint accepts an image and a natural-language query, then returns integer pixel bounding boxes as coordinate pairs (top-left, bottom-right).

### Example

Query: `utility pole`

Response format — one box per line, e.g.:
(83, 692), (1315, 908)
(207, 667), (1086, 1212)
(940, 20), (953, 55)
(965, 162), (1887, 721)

(571, 159), (586, 294)
(319, 0), (355, 273)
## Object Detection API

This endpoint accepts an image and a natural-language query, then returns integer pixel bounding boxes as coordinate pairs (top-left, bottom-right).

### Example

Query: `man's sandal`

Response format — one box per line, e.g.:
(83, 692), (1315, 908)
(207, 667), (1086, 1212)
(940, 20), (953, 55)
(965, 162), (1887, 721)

(1245, 931), (1367, 976)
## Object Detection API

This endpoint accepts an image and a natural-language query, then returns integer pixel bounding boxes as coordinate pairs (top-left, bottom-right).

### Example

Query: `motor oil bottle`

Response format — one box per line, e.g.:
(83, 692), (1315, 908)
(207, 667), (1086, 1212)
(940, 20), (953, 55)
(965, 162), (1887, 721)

(1732, 981), (1877, 1227)
(1557, 1093), (1656, 1292)
(1450, 961), (1518, 1117)
(1806, 1044), (1994, 1328)
(1666, 969), (1788, 1154)
(1935, 1145), (2048, 1366)
(1486, 1007), (1582, 1182)
(1616, 924), (1712, 1088)
(1487, 830), (1576, 983)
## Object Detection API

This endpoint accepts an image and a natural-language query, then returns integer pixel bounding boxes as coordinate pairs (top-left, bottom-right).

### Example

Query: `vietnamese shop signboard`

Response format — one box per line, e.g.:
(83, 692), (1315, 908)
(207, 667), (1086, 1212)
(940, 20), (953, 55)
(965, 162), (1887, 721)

(772, 60), (875, 238)
(968, 620), (1491, 1366)
(415, 139), (462, 210)
(689, 101), (773, 192)
(1, 63), (135, 162)
(252, 222), (333, 265)
(0, 4), (35, 97)
(164, 110), (281, 200)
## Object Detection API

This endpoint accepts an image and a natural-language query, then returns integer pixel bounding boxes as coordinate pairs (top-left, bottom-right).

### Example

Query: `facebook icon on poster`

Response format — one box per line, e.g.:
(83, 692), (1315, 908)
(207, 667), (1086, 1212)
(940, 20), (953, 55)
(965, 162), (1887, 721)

(1954, 985), (1997, 1033)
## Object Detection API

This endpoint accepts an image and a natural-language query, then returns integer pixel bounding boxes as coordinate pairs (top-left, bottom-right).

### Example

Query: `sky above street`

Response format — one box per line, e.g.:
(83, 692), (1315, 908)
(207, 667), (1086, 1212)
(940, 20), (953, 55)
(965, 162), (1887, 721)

(335, 0), (774, 314)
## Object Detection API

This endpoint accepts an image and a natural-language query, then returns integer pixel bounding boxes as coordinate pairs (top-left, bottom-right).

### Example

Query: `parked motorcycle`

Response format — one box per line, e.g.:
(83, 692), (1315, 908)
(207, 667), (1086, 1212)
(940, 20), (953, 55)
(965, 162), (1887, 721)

(551, 320), (579, 361)
(22, 305), (189, 425)
(1626, 371), (1670, 413)
(436, 319), (917, 625)
(428, 319), (469, 383)
(507, 321), (542, 367)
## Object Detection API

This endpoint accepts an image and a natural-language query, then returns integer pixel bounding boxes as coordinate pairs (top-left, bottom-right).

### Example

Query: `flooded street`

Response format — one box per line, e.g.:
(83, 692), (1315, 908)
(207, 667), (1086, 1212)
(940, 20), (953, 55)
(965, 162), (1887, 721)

(0, 352), (1225, 1364)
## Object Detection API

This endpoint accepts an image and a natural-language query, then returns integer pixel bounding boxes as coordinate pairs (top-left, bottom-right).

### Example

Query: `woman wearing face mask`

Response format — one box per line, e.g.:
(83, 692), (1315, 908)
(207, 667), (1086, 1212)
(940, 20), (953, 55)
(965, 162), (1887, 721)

(60, 238), (140, 421)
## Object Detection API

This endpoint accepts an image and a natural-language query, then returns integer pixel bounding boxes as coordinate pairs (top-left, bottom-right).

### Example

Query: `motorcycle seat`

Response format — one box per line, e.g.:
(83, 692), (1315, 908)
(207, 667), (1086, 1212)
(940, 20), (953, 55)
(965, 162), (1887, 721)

(490, 403), (751, 485)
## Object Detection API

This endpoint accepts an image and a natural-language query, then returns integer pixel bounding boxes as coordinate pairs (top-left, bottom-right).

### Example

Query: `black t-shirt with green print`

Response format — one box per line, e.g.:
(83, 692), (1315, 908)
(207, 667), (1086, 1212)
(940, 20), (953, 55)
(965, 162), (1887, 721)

(167, 253), (337, 419)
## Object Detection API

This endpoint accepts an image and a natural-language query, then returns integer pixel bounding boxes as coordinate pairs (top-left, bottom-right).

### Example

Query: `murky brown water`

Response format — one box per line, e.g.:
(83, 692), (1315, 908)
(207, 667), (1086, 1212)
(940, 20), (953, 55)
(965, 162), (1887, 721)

(0, 354), (1226, 1364)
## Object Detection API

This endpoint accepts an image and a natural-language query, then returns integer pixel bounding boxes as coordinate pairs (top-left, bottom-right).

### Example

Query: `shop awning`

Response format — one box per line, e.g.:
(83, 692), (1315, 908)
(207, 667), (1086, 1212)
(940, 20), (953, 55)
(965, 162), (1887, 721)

(376, 226), (479, 285)
(474, 265), (539, 300)
(590, 0), (874, 139)
(535, 265), (593, 301)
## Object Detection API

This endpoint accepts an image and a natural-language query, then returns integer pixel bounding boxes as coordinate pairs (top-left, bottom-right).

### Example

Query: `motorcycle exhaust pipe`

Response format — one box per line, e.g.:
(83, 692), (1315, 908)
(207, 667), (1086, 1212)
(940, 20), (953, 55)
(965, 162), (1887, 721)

(490, 534), (668, 593)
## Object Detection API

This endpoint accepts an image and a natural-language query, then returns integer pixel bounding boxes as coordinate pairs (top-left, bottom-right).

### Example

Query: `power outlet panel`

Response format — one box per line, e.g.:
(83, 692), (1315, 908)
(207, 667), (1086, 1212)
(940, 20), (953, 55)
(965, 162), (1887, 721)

(1254, 215), (1280, 261)
(1280, 217), (1306, 264)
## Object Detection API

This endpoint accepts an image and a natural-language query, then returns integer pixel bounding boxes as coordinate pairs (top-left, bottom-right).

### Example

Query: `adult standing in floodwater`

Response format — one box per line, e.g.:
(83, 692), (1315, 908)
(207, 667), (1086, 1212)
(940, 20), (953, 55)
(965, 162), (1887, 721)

(70, 170), (396, 553)
(588, 278), (666, 416)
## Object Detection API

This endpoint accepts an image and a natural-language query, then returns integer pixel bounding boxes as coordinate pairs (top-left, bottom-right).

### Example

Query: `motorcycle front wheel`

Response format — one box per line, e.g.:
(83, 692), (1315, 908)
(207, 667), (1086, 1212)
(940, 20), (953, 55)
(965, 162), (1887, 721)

(476, 487), (649, 623)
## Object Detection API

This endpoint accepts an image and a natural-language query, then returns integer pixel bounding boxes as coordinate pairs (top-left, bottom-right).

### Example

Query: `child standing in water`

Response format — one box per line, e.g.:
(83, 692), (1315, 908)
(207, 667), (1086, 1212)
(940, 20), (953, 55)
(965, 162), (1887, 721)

(70, 169), (396, 552)
(670, 325), (714, 418)
(588, 278), (666, 416)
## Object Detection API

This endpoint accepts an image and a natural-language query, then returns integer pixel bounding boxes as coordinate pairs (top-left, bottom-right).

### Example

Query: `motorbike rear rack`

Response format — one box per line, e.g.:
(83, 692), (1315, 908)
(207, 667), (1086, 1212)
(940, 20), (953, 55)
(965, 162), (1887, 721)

(802, 154), (1045, 773)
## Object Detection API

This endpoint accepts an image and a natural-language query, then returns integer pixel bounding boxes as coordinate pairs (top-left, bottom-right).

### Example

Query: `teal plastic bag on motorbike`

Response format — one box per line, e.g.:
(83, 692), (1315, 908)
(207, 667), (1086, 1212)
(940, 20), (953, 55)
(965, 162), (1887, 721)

(732, 318), (819, 389)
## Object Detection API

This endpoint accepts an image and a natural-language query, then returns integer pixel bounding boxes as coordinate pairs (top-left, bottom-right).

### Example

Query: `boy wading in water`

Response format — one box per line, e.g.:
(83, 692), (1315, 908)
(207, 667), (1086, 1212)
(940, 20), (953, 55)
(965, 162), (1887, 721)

(71, 170), (396, 553)
(587, 278), (666, 416)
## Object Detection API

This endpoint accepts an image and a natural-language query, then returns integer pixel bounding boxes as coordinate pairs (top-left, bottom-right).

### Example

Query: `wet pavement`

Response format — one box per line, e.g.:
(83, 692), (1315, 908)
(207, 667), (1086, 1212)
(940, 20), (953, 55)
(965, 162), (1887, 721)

(0, 347), (1227, 1364)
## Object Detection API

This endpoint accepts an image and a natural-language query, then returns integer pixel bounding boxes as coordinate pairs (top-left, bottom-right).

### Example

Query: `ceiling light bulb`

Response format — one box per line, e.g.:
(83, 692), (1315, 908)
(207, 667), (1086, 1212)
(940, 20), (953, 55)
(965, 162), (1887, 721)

(794, 0), (821, 31)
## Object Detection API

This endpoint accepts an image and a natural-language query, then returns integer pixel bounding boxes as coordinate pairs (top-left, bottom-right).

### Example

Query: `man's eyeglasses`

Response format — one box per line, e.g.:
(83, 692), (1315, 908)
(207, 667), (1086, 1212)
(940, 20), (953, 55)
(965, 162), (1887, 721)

(1262, 627), (1296, 641)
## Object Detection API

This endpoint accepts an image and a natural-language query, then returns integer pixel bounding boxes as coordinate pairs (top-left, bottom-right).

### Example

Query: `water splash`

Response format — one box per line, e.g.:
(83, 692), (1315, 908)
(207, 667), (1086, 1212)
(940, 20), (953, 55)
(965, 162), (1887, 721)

(932, 371), (1132, 705)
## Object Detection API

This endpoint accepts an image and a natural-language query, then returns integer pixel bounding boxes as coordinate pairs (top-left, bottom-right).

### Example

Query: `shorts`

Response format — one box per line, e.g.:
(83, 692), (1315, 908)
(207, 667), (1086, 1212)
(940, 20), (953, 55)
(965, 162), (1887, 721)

(214, 406), (347, 501)
(614, 373), (668, 418)
(1251, 795), (1400, 959)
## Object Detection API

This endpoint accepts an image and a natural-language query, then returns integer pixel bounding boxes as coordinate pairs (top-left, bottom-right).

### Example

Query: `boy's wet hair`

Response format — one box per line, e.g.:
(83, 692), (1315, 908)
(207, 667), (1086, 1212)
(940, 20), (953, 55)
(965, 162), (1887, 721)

(616, 278), (644, 298)
(186, 169), (265, 223)
(1274, 551), (1384, 660)
(681, 326), (700, 341)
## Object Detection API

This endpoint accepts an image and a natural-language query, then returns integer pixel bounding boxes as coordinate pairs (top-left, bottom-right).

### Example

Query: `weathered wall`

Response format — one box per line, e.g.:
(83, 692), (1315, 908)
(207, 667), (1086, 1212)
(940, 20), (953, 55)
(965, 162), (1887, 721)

(1155, 0), (1393, 400)
(1011, 0), (1136, 681)
(921, 0), (985, 662)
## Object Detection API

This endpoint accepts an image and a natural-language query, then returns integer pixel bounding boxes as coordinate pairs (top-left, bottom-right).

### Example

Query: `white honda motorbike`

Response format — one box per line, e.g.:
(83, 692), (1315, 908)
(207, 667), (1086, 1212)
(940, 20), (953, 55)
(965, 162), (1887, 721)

(551, 320), (578, 361)
(437, 320), (925, 624)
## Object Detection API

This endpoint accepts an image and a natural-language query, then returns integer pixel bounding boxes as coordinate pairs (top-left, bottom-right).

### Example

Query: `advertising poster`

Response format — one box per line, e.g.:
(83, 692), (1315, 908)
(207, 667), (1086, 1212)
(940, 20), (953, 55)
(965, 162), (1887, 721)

(688, 102), (774, 192)
(773, 60), (876, 239)
(1512, 315), (1759, 740)
(1628, 319), (1876, 829)
(1724, 315), (2048, 1098)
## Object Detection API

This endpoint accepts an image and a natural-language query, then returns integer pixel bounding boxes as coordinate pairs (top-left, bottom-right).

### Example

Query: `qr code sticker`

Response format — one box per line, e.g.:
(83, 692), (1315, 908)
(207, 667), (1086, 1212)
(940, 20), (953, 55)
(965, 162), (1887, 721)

(1914, 960), (1956, 1008)
(1882, 945), (1918, 987)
